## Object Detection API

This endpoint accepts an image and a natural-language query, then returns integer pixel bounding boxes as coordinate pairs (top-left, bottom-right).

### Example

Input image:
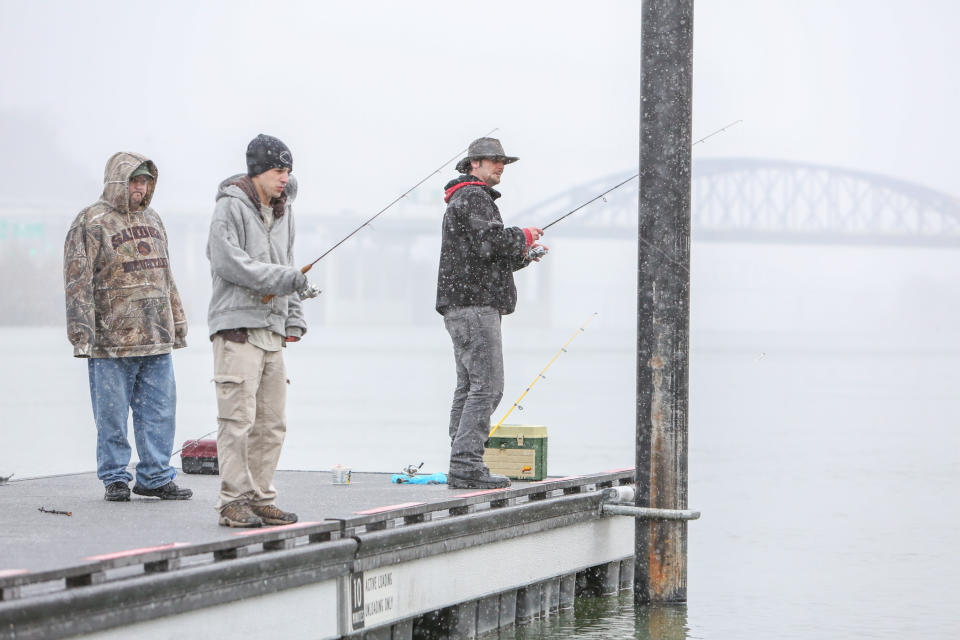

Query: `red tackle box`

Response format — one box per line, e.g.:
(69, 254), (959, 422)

(180, 439), (219, 475)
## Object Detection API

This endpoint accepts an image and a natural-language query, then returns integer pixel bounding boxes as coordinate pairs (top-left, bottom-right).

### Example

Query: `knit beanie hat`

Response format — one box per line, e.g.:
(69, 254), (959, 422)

(246, 134), (293, 177)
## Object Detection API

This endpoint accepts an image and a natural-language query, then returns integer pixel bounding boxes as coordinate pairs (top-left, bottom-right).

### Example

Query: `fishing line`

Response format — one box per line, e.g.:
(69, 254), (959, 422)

(542, 119), (742, 230)
(262, 127), (499, 303)
(489, 313), (598, 438)
(539, 120), (742, 275)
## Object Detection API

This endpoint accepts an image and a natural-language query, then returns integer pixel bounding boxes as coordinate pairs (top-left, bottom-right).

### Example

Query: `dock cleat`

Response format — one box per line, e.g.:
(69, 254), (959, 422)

(219, 501), (263, 528)
(250, 504), (298, 525)
(104, 481), (131, 502)
(132, 480), (193, 500)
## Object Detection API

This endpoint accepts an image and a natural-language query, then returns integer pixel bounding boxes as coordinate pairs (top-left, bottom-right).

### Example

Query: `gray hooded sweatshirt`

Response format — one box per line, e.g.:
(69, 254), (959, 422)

(206, 174), (307, 339)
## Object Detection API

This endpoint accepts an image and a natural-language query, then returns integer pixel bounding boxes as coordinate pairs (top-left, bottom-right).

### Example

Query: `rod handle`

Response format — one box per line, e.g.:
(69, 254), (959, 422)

(261, 264), (312, 304)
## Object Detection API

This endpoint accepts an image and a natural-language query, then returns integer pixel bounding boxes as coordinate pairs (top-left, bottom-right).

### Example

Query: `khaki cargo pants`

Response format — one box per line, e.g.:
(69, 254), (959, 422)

(212, 335), (287, 511)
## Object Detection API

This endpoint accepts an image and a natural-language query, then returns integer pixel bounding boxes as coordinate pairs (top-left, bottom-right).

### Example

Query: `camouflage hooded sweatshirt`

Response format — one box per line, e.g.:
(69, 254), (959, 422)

(63, 152), (187, 358)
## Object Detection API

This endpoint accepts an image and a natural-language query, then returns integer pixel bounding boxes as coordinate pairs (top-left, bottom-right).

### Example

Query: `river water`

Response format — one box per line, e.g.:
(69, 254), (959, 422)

(2, 324), (956, 638)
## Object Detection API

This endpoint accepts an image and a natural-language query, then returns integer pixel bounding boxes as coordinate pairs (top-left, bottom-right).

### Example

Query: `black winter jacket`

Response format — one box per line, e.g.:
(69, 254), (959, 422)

(435, 175), (530, 315)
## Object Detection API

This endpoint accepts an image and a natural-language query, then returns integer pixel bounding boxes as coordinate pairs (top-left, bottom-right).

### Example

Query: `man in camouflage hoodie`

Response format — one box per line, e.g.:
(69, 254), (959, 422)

(64, 152), (192, 502)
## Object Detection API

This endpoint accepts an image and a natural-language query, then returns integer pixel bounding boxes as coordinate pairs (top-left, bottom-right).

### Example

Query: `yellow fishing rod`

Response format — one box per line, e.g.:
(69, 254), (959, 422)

(489, 312), (598, 438)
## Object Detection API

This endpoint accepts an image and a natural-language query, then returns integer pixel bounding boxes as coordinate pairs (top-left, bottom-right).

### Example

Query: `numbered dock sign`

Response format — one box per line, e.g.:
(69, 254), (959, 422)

(350, 567), (398, 631)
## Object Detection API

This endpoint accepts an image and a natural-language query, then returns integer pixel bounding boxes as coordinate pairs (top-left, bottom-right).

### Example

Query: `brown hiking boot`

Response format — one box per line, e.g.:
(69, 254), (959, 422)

(219, 501), (263, 528)
(250, 504), (298, 525)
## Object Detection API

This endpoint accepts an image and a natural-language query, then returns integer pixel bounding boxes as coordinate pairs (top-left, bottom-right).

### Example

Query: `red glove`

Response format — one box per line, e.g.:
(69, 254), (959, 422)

(522, 227), (544, 247)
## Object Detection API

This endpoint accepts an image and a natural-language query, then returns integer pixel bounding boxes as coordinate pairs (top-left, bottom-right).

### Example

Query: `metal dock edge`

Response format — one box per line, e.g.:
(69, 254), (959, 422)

(0, 470), (636, 639)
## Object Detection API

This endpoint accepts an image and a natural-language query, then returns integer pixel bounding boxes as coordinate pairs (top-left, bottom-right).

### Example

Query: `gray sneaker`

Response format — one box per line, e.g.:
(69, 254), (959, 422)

(448, 469), (511, 489)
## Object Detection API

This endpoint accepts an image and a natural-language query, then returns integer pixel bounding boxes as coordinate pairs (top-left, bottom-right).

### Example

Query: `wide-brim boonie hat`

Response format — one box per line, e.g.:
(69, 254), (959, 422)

(455, 137), (519, 173)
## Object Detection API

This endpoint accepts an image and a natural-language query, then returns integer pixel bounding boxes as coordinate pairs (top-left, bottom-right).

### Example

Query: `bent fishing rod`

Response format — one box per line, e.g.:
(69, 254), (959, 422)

(262, 128), (498, 303)
(489, 312), (598, 439)
(541, 119), (742, 232)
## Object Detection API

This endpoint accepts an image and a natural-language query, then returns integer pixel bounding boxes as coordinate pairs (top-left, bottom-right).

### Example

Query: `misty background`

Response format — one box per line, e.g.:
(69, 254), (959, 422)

(1, 2), (959, 637)
(2, 0), (959, 339)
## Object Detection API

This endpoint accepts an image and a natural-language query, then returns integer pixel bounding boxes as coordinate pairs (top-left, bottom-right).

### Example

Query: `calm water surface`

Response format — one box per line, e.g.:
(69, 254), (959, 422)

(2, 327), (956, 639)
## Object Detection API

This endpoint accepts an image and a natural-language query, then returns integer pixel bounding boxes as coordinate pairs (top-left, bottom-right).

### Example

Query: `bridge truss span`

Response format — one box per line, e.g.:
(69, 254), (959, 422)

(517, 158), (960, 247)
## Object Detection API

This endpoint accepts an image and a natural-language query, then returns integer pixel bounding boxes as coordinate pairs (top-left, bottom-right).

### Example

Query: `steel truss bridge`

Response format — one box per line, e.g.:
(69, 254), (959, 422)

(4, 157), (959, 325)
(514, 157), (960, 247)
(7, 157), (960, 251)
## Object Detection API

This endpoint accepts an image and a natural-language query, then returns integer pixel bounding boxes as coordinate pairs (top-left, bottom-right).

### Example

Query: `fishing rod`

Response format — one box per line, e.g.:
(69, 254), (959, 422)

(489, 312), (598, 439)
(540, 119), (742, 231)
(262, 127), (499, 303)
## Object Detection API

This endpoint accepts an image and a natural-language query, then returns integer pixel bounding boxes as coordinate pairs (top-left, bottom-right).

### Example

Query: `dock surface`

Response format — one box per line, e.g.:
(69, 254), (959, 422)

(0, 468), (636, 640)
(1, 470), (468, 573)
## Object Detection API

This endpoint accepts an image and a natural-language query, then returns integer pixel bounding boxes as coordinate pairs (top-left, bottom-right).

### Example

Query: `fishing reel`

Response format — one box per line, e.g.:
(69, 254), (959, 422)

(526, 245), (547, 261)
(401, 462), (424, 477)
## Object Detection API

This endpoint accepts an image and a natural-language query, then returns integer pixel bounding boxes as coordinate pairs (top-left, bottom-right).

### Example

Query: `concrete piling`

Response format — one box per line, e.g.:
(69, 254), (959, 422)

(542, 576), (561, 614)
(475, 594), (500, 636)
(559, 573), (576, 609)
(619, 558), (635, 591)
(391, 620), (413, 640)
(449, 600), (477, 639)
(498, 589), (517, 630)
(516, 582), (542, 622)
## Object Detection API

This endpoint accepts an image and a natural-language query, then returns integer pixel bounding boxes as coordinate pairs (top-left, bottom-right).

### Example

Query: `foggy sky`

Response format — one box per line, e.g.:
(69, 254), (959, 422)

(2, 0), (958, 216)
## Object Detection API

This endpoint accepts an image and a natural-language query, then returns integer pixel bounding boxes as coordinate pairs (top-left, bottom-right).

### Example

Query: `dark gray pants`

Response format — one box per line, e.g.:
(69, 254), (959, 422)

(444, 306), (504, 475)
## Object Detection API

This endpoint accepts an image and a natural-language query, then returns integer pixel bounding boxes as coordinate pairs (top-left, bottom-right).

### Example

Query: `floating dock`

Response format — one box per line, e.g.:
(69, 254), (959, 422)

(0, 468), (636, 639)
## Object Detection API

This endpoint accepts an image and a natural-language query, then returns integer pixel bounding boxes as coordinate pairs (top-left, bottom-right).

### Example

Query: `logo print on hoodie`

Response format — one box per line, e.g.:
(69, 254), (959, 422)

(111, 225), (163, 251)
(137, 241), (152, 256)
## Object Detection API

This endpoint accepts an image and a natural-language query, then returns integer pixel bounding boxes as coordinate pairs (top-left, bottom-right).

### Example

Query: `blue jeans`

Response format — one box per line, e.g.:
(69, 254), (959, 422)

(444, 306), (504, 475)
(87, 354), (177, 489)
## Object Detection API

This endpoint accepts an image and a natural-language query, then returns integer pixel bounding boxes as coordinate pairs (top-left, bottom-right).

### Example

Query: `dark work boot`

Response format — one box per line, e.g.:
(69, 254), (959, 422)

(132, 480), (193, 500)
(104, 481), (131, 502)
(448, 469), (511, 489)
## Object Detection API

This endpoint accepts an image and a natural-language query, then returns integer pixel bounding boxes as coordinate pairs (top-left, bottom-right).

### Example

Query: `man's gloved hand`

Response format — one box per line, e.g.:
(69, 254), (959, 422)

(298, 282), (322, 299)
(522, 227), (544, 247)
(526, 243), (549, 261)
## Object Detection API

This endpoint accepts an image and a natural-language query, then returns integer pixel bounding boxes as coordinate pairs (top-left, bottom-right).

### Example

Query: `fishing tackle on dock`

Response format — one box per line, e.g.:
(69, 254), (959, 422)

(540, 120), (742, 232)
(488, 313), (598, 438)
(170, 430), (217, 457)
(262, 128), (499, 303)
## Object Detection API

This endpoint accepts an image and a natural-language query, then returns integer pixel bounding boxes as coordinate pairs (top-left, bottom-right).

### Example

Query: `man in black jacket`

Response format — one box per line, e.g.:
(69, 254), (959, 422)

(436, 137), (547, 489)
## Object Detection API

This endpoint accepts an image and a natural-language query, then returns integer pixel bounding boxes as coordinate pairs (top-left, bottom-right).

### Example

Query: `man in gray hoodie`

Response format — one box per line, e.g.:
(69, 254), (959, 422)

(207, 134), (319, 528)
